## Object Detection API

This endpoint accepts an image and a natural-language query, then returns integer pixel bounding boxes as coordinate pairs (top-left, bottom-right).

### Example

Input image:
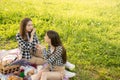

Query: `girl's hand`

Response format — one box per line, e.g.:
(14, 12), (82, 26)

(31, 28), (36, 36)
(35, 44), (41, 50)
(36, 44), (45, 50)
(40, 45), (46, 50)
(29, 28), (36, 42)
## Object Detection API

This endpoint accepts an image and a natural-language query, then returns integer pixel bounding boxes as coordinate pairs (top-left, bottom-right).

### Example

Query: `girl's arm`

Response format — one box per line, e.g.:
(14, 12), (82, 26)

(42, 48), (49, 59)
(35, 44), (50, 59)
(34, 33), (40, 44)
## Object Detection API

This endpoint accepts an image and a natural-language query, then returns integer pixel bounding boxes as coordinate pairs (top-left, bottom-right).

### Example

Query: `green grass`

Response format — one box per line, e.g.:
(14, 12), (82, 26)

(0, 0), (120, 80)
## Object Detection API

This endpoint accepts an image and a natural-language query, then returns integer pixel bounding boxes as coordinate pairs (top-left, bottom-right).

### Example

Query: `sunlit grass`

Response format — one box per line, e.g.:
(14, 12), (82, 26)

(0, 0), (120, 80)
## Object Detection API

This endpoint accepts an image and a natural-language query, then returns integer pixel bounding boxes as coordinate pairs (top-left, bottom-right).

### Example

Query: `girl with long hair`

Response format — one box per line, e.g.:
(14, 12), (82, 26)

(16, 18), (45, 64)
(36, 30), (67, 80)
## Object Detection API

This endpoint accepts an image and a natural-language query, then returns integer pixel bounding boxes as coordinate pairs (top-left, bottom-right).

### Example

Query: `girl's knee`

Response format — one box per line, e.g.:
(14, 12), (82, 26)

(41, 72), (47, 77)
(41, 72), (47, 80)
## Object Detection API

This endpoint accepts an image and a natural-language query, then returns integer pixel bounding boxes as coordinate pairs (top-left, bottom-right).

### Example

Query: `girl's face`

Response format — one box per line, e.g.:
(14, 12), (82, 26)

(44, 33), (51, 44)
(26, 21), (33, 32)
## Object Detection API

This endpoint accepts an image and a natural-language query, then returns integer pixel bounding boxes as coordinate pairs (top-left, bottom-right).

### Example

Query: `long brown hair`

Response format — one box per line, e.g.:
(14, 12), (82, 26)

(20, 18), (32, 41)
(46, 30), (67, 64)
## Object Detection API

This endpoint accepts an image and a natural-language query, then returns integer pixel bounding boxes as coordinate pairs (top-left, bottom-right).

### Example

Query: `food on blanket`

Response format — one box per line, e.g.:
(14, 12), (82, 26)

(27, 69), (34, 76)
(6, 59), (13, 64)
(2, 60), (13, 66)
(13, 71), (20, 75)
(20, 69), (25, 72)
(30, 63), (37, 69)
(19, 69), (25, 78)
(2, 55), (18, 61)
(8, 76), (23, 80)
(1, 61), (7, 66)
(37, 65), (43, 72)
(1, 54), (18, 66)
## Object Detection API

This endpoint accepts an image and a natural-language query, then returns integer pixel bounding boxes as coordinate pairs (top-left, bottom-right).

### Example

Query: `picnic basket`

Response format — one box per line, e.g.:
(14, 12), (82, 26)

(0, 49), (21, 74)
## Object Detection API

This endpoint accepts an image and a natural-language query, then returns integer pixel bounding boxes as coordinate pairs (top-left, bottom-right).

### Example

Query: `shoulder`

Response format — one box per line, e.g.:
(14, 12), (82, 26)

(16, 33), (23, 41)
(33, 32), (37, 36)
(56, 46), (63, 51)
(16, 33), (20, 37)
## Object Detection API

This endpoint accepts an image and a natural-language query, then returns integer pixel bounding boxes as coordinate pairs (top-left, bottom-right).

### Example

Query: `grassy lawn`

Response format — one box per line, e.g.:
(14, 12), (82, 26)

(0, 0), (120, 80)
